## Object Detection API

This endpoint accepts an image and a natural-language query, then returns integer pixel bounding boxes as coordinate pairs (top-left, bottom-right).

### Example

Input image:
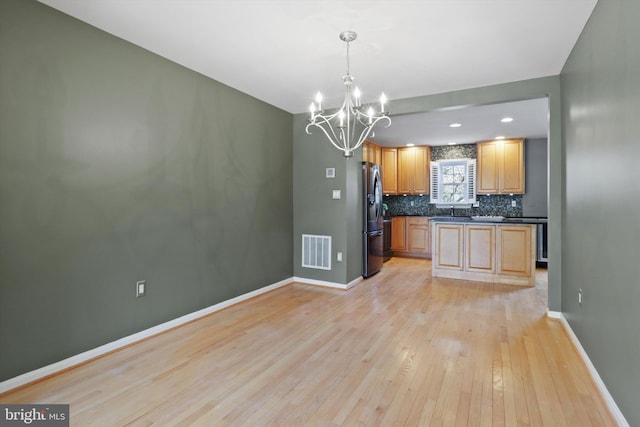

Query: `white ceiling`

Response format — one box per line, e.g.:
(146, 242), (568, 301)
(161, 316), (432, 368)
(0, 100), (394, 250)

(371, 97), (549, 147)
(38, 0), (595, 145)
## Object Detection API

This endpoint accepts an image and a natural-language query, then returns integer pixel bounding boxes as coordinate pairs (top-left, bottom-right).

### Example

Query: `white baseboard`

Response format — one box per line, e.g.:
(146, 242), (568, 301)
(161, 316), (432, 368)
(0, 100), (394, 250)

(293, 275), (363, 290)
(548, 310), (629, 427)
(0, 276), (294, 394)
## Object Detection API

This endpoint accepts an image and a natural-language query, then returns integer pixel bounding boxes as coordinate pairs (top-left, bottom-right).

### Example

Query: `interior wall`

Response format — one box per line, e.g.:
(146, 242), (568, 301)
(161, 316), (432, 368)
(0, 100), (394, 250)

(0, 0), (293, 381)
(292, 114), (361, 284)
(523, 137), (548, 217)
(561, 0), (639, 424)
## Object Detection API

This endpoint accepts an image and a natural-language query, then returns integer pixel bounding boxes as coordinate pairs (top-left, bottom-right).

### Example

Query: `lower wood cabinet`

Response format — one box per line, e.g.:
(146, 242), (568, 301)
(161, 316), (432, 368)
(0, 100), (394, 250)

(465, 224), (495, 273)
(432, 223), (463, 270)
(390, 217), (406, 251)
(390, 216), (432, 258)
(407, 217), (431, 253)
(432, 222), (535, 286)
(497, 225), (533, 277)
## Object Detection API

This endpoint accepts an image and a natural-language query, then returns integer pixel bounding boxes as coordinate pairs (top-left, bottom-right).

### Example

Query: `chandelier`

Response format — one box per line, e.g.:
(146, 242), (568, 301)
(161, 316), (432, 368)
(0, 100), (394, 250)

(306, 31), (391, 158)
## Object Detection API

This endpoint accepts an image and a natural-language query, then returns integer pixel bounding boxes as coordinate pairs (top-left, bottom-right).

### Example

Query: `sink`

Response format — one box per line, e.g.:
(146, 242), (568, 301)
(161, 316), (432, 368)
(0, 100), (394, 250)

(470, 215), (505, 222)
(430, 216), (471, 221)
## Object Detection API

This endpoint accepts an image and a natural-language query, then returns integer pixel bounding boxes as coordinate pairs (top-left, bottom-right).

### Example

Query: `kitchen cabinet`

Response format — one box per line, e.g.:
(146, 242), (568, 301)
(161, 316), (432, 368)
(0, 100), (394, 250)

(407, 217), (431, 253)
(477, 138), (525, 194)
(362, 140), (382, 165)
(432, 221), (535, 286)
(465, 225), (496, 273)
(390, 216), (406, 251)
(432, 223), (464, 271)
(381, 148), (398, 194)
(497, 225), (533, 278)
(390, 216), (432, 258)
(398, 146), (430, 195)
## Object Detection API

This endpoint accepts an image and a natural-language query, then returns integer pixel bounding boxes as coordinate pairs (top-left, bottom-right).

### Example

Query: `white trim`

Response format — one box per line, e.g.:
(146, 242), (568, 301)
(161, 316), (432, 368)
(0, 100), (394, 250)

(293, 275), (363, 290)
(546, 309), (563, 319)
(0, 276), (294, 394)
(548, 311), (629, 427)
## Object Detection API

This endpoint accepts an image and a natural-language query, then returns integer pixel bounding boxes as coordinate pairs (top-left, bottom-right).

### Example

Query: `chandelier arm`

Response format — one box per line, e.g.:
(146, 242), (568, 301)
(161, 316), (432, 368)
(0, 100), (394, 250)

(306, 122), (348, 152)
(307, 120), (344, 150)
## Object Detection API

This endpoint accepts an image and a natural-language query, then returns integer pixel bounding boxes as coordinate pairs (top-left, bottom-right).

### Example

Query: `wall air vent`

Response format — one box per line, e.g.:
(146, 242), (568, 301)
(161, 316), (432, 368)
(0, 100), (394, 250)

(302, 234), (331, 270)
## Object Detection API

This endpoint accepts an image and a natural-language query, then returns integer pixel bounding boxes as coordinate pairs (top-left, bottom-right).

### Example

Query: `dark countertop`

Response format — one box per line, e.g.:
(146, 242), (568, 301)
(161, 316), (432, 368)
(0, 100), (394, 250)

(429, 216), (547, 224)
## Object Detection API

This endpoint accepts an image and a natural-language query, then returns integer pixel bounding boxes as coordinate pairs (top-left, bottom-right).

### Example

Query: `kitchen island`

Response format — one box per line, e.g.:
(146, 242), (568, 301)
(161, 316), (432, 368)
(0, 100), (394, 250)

(431, 217), (543, 286)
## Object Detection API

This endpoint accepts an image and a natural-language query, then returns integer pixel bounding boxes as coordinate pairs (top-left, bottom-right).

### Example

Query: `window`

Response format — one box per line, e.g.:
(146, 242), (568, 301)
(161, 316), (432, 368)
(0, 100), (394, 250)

(430, 159), (476, 206)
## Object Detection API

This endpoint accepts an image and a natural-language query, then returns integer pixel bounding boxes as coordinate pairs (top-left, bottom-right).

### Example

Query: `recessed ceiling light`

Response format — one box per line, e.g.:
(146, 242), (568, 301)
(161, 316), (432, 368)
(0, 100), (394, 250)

(495, 136), (505, 140)
(406, 143), (415, 147)
(501, 117), (514, 123)
(449, 123), (462, 128)
(448, 142), (457, 145)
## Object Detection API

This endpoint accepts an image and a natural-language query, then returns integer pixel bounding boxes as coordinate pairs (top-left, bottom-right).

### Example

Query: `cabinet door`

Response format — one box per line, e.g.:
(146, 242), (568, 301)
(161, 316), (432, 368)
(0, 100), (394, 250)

(477, 139), (525, 194)
(501, 139), (525, 193)
(477, 141), (500, 194)
(412, 146), (430, 194)
(362, 141), (370, 163)
(407, 217), (430, 253)
(381, 148), (398, 194)
(465, 225), (496, 273)
(433, 223), (464, 270)
(397, 148), (413, 194)
(390, 217), (406, 251)
(497, 225), (534, 277)
(374, 145), (382, 166)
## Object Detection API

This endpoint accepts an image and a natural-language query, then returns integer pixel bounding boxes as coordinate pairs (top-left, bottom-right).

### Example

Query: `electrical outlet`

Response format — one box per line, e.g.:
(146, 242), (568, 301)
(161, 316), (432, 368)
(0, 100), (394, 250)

(337, 252), (343, 262)
(511, 200), (517, 207)
(410, 201), (414, 207)
(136, 280), (146, 297)
(578, 288), (583, 306)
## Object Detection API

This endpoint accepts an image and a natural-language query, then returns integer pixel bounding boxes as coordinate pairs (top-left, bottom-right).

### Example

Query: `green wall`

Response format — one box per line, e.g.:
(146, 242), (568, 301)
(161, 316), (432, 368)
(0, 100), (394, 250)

(0, 0), (293, 381)
(561, 0), (639, 424)
(294, 77), (563, 312)
(293, 115), (363, 284)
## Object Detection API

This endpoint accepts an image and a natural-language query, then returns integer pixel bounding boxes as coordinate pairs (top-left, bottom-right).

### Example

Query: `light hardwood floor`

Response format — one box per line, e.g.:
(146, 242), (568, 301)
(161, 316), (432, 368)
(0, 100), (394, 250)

(1, 258), (617, 426)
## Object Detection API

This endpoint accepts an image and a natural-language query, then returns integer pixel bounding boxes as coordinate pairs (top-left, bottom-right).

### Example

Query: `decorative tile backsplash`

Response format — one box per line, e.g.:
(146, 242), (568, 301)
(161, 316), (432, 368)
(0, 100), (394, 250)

(431, 144), (477, 161)
(384, 142), (524, 217)
(384, 194), (523, 217)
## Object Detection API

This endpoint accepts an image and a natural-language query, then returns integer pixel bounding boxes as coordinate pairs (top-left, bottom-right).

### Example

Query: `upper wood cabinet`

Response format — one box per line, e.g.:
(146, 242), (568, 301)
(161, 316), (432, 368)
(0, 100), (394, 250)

(362, 140), (382, 165)
(397, 146), (430, 195)
(381, 148), (398, 194)
(477, 138), (525, 194)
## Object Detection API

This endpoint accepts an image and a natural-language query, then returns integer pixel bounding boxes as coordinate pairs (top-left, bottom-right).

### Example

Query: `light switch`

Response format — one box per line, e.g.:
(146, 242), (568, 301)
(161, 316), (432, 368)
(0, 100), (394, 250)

(332, 190), (341, 199)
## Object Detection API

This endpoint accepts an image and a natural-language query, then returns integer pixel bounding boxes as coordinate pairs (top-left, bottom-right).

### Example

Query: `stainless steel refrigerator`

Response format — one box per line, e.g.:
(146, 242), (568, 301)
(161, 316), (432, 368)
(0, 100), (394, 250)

(363, 162), (384, 277)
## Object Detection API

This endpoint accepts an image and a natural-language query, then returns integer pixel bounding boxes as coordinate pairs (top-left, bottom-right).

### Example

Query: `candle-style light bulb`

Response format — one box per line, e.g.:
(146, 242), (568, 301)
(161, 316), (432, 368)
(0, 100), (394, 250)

(353, 87), (361, 107)
(338, 110), (345, 127)
(309, 102), (316, 120)
(315, 92), (323, 111)
(380, 93), (387, 113)
(367, 107), (374, 124)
